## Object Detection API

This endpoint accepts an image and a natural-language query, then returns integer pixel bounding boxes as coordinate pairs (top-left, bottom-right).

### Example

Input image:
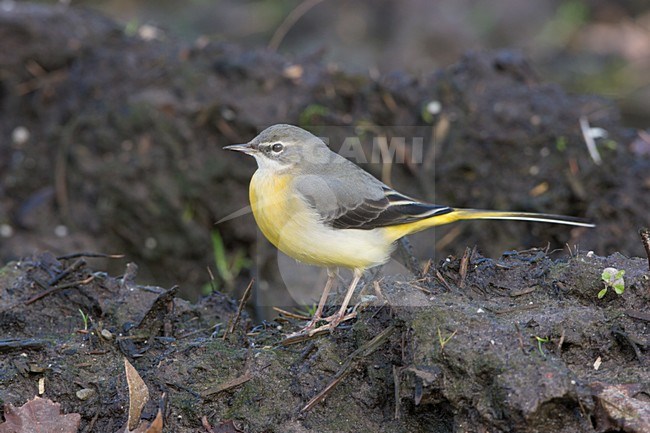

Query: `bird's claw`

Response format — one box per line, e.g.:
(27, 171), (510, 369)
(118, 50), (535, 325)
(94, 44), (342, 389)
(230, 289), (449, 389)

(283, 310), (357, 343)
(307, 311), (357, 335)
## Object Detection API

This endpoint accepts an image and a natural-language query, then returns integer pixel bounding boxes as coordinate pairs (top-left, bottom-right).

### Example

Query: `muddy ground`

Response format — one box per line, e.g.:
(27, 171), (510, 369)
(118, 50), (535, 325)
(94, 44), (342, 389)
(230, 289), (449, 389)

(0, 3), (649, 432)
(1, 250), (648, 432)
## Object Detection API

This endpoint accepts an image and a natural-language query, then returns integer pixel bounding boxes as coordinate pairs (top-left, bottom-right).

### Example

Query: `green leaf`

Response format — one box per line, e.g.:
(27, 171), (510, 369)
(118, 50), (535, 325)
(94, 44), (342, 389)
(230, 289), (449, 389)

(601, 267), (616, 282)
(613, 281), (625, 295)
(211, 230), (232, 284)
(597, 288), (608, 299)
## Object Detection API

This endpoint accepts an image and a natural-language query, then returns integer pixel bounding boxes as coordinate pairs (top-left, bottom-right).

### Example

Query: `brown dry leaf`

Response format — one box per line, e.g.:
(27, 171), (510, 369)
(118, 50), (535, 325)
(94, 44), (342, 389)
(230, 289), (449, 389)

(0, 396), (80, 433)
(282, 64), (303, 80)
(129, 408), (163, 433)
(144, 410), (163, 433)
(124, 358), (150, 431)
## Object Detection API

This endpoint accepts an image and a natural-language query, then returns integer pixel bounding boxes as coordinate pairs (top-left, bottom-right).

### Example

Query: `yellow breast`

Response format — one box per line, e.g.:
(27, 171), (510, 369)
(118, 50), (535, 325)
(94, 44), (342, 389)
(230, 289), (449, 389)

(249, 170), (394, 270)
(249, 170), (295, 248)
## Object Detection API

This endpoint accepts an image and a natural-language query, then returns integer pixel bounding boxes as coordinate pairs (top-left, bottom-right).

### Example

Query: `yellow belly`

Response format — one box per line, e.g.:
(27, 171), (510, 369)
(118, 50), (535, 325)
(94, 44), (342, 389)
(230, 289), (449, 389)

(249, 170), (393, 270)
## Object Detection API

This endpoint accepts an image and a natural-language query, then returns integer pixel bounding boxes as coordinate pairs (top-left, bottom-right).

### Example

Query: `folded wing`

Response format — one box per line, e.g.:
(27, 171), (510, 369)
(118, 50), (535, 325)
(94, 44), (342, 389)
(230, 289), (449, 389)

(294, 171), (451, 230)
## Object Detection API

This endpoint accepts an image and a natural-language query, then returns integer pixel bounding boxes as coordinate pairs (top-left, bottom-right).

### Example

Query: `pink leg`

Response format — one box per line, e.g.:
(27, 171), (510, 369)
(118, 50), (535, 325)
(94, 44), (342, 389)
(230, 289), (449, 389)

(299, 267), (337, 333)
(324, 268), (363, 328)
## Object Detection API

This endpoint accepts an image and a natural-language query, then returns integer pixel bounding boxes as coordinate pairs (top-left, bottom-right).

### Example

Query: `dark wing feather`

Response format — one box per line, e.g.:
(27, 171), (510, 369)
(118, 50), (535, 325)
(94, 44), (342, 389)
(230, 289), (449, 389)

(293, 152), (453, 230)
(295, 172), (452, 230)
(328, 187), (452, 229)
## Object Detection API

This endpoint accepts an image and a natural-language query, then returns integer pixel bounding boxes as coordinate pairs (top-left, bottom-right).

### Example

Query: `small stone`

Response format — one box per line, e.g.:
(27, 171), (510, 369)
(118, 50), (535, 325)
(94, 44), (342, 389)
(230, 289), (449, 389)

(12, 126), (30, 145)
(29, 363), (47, 373)
(426, 101), (442, 115)
(76, 388), (95, 400)
(0, 224), (13, 238)
(145, 237), (157, 249)
(54, 225), (69, 237)
(593, 356), (602, 370)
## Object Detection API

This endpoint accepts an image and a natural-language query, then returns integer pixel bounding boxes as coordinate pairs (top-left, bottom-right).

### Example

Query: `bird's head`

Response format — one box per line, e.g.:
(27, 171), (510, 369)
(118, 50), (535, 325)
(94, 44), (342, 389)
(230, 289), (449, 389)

(224, 124), (331, 171)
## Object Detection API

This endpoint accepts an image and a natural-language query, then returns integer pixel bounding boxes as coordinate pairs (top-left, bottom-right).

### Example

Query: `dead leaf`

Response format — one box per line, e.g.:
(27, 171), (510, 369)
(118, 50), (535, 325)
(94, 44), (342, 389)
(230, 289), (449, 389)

(144, 410), (163, 433)
(124, 358), (150, 431)
(129, 409), (163, 433)
(201, 372), (252, 397)
(0, 396), (80, 433)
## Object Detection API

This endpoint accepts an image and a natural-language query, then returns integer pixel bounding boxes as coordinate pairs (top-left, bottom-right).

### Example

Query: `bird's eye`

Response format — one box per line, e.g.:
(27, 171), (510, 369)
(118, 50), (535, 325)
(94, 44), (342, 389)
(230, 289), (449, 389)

(271, 143), (284, 153)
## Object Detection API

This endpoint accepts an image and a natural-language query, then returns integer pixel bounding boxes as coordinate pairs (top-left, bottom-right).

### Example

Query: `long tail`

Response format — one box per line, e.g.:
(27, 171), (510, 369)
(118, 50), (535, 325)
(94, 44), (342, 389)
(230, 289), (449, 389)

(450, 208), (595, 227)
(384, 207), (594, 241)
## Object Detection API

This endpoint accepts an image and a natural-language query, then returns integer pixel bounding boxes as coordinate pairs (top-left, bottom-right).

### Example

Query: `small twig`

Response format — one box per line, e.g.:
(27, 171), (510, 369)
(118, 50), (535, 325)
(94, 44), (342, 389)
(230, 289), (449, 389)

(201, 372), (252, 397)
(579, 115), (603, 165)
(301, 325), (396, 412)
(273, 306), (311, 321)
(509, 286), (537, 297)
(25, 275), (94, 305)
(56, 252), (124, 260)
(393, 365), (401, 420)
(206, 266), (216, 293)
(268, 0), (327, 51)
(373, 280), (386, 303)
(178, 323), (222, 340)
(422, 259), (432, 276)
(223, 279), (254, 339)
(410, 284), (432, 295)
(0, 338), (47, 353)
(639, 228), (650, 272)
(15, 61), (68, 95)
(557, 328), (566, 354)
(435, 270), (453, 291)
(565, 242), (576, 258)
(201, 415), (215, 433)
(49, 258), (86, 286)
(297, 341), (318, 363)
(281, 325), (330, 346)
(164, 382), (202, 399)
(459, 247), (470, 289)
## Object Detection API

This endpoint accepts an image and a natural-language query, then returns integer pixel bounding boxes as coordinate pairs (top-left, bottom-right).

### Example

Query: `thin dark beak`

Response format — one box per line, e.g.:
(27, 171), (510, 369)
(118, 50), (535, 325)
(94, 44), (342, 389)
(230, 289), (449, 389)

(223, 143), (256, 153)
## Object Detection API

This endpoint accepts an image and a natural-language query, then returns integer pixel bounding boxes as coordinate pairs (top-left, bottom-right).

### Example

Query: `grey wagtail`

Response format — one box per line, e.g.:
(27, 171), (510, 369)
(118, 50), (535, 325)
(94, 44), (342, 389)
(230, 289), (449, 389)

(225, 124), (594, 334)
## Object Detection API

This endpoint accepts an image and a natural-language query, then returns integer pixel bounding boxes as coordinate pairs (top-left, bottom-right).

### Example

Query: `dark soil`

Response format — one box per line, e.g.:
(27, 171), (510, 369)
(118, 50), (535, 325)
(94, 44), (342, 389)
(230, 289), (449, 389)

(1, 3), (649, 432)
(1, 250), (648, 432)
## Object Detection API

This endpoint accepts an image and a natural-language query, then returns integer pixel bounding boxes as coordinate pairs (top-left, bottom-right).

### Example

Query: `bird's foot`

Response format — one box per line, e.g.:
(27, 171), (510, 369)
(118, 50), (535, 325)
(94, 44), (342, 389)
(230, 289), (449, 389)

(283, 316), (325, 341)
(313, 310), (357, 333)
(283, 310), (357, 344)
(298, 317), (321, 334)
